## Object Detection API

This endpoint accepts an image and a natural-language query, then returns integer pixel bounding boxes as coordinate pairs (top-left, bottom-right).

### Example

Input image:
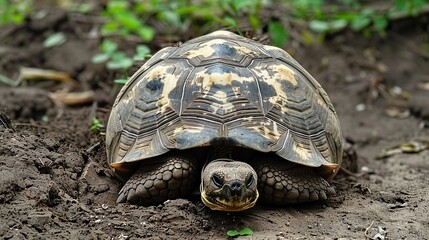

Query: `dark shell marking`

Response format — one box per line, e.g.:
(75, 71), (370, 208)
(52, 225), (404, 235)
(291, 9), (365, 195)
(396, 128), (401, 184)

(107, 30), (343, 176)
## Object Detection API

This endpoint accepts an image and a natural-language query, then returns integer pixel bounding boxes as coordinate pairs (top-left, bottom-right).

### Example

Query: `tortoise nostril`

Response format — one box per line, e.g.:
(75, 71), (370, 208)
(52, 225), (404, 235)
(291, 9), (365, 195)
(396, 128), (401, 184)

(230, 180), (243, 193)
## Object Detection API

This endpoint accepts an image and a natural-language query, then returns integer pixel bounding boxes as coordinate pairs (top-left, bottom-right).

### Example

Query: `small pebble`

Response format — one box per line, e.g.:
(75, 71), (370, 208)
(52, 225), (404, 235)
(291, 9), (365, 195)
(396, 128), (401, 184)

(356, 103), (366, 112)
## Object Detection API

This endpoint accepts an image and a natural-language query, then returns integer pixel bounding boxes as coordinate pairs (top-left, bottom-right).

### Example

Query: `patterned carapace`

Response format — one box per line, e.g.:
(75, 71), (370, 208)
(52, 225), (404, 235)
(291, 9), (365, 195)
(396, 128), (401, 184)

(107, 30), (343, 176)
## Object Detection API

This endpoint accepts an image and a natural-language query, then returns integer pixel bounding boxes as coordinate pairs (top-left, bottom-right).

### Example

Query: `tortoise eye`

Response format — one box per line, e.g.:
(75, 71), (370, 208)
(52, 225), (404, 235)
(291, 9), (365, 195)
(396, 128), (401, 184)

(211, 174), (223, 188)
(245, 175), (254, 188)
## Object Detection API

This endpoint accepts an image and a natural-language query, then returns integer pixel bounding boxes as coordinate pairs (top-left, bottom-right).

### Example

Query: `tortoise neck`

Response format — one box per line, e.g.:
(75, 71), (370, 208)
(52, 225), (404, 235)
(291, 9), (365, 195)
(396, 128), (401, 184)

(207, 145), (233, 161)
(202, 145), (234, 175)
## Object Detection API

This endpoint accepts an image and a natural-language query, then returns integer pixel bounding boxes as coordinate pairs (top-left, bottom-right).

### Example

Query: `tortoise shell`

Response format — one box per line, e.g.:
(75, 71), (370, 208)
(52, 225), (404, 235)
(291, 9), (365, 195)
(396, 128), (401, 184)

(106, 30), (343, 177)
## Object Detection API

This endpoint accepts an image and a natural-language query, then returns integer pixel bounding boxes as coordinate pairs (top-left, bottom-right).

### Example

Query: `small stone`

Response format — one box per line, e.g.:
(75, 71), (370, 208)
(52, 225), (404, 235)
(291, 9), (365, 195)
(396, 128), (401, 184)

(355, 103), (366, 112)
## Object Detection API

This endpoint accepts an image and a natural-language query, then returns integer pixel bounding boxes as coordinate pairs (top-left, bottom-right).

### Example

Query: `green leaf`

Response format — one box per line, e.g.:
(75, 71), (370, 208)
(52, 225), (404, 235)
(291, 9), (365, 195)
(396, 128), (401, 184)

(91, 53), (110, 64)
(268, 21), (288, 47)
(175, 6), (205, 15)
(120, 28), (131, 37)
(226, 230), (239, 237)
(68, 3), (93, 13)
(222, 16), (237, 27)
(106, 1), (128, 14)
(309, 20), (330, 33)
(351, 15), (371, 31)
(100, 40), (118, 54)
(361, 8), (375, 17)
(249, 14), (260, 30)
(101, 21), (119, 35)
(330, 19), (348, 31)
(114, 78), (128, 84)
(107, 57), (133, 70)
(90, 117), (104, 133)
(110, 51), (127, 61)
(372, 15), (388, 32)
(137, 26), (155, 41)
(232, 0), (251, 12)
(116, 11), (141, 30)
(133, 3), (147, 13)
(238, 227), (254, 236)
(133, 44), (151, 61)
(43, 32), (66, 48)
(136, 45), (150, 55)
(158, 10), (181, 27)
(226, 227), (254, 237)
(333, 12), (358, 21)
(395, 0), (407, 12)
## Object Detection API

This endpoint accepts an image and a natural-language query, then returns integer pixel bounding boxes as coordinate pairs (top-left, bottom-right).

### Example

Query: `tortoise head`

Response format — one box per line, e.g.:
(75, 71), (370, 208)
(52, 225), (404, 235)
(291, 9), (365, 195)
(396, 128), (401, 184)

(200, 159), (259, 211)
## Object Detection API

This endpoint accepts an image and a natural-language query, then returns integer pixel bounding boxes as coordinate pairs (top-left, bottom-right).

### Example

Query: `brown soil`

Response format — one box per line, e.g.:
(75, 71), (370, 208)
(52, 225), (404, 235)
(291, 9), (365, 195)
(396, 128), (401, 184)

(1, 7), (429, 240)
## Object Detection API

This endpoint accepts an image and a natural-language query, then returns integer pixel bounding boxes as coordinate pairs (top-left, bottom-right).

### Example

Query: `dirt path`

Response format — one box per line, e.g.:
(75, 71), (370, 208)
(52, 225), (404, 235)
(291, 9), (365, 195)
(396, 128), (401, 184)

(1, 10), (429, 239)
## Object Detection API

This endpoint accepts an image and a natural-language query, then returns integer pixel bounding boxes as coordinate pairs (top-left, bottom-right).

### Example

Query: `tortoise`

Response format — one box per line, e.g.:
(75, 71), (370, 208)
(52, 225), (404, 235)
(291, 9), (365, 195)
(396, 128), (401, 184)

(106, 30), (343, 212)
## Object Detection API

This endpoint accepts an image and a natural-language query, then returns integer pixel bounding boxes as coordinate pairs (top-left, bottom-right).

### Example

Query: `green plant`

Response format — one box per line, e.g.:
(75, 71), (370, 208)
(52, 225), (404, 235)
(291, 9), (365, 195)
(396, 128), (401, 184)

(395, 0), (428, 15)
(101, 1), (154, 41)
(90, 117), (105, 135)
(101, 0), (283, 43)
(268, 20), (288, 47)
(43, 32), (67, 48)
(91, 39), (151, 84)
(226, 227), (254, 237)
(0, 0), (33, 25)
(293, 0), (429, 37)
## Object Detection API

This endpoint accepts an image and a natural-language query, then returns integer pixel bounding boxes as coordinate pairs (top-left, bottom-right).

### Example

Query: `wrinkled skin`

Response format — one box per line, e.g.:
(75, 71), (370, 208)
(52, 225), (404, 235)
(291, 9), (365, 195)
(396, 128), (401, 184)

(200, 159), (259, 211)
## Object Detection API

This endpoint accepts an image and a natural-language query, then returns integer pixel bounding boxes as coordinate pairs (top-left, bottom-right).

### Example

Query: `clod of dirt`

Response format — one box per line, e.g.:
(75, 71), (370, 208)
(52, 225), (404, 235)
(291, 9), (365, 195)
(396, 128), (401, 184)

(410, 92), (429, 120)
(0, 169), (26, 203)
(44, 40), (98, 74)
(29, 8), (67, 32)
(0, 87), (56, 121)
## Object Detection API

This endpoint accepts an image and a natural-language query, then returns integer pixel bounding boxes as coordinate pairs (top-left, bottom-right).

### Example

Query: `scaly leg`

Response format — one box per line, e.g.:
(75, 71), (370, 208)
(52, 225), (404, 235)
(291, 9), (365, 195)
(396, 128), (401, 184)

(117, 153), (199, 205)
(249, 157), (335, 205)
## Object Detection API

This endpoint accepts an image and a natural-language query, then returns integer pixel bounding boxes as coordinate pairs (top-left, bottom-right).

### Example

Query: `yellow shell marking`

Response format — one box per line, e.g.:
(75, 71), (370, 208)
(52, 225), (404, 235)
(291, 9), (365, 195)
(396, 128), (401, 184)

(254, 63), (297, 110)
(194, 70), (254, 91)
(271, 64), (297, 86)
(138, 65), (179, 114)
(293, 143), (311, 160)
(184, 39), (229, 58)
(213, 90), (228, 100)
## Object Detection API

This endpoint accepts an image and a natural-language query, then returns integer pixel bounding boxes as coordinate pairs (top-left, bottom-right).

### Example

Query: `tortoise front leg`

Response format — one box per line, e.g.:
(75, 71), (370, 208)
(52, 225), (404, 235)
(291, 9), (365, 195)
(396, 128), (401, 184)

(117, 153), (199, 205)
(249, 156), (335, 205)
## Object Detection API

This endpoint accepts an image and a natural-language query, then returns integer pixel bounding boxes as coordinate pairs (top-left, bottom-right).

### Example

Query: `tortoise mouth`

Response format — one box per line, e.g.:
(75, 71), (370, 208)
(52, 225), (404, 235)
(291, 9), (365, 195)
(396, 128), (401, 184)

(201, 190), (259, 212)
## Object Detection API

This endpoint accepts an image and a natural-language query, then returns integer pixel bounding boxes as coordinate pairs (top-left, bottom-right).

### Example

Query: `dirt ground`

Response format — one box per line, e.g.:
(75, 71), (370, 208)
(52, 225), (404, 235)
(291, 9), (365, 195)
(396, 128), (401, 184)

(1, 7), (429, 240)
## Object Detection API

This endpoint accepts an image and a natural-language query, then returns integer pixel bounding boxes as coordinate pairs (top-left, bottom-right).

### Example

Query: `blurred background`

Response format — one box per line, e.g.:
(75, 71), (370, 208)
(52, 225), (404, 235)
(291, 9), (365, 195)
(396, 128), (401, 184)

(1, 0), (428, 99)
